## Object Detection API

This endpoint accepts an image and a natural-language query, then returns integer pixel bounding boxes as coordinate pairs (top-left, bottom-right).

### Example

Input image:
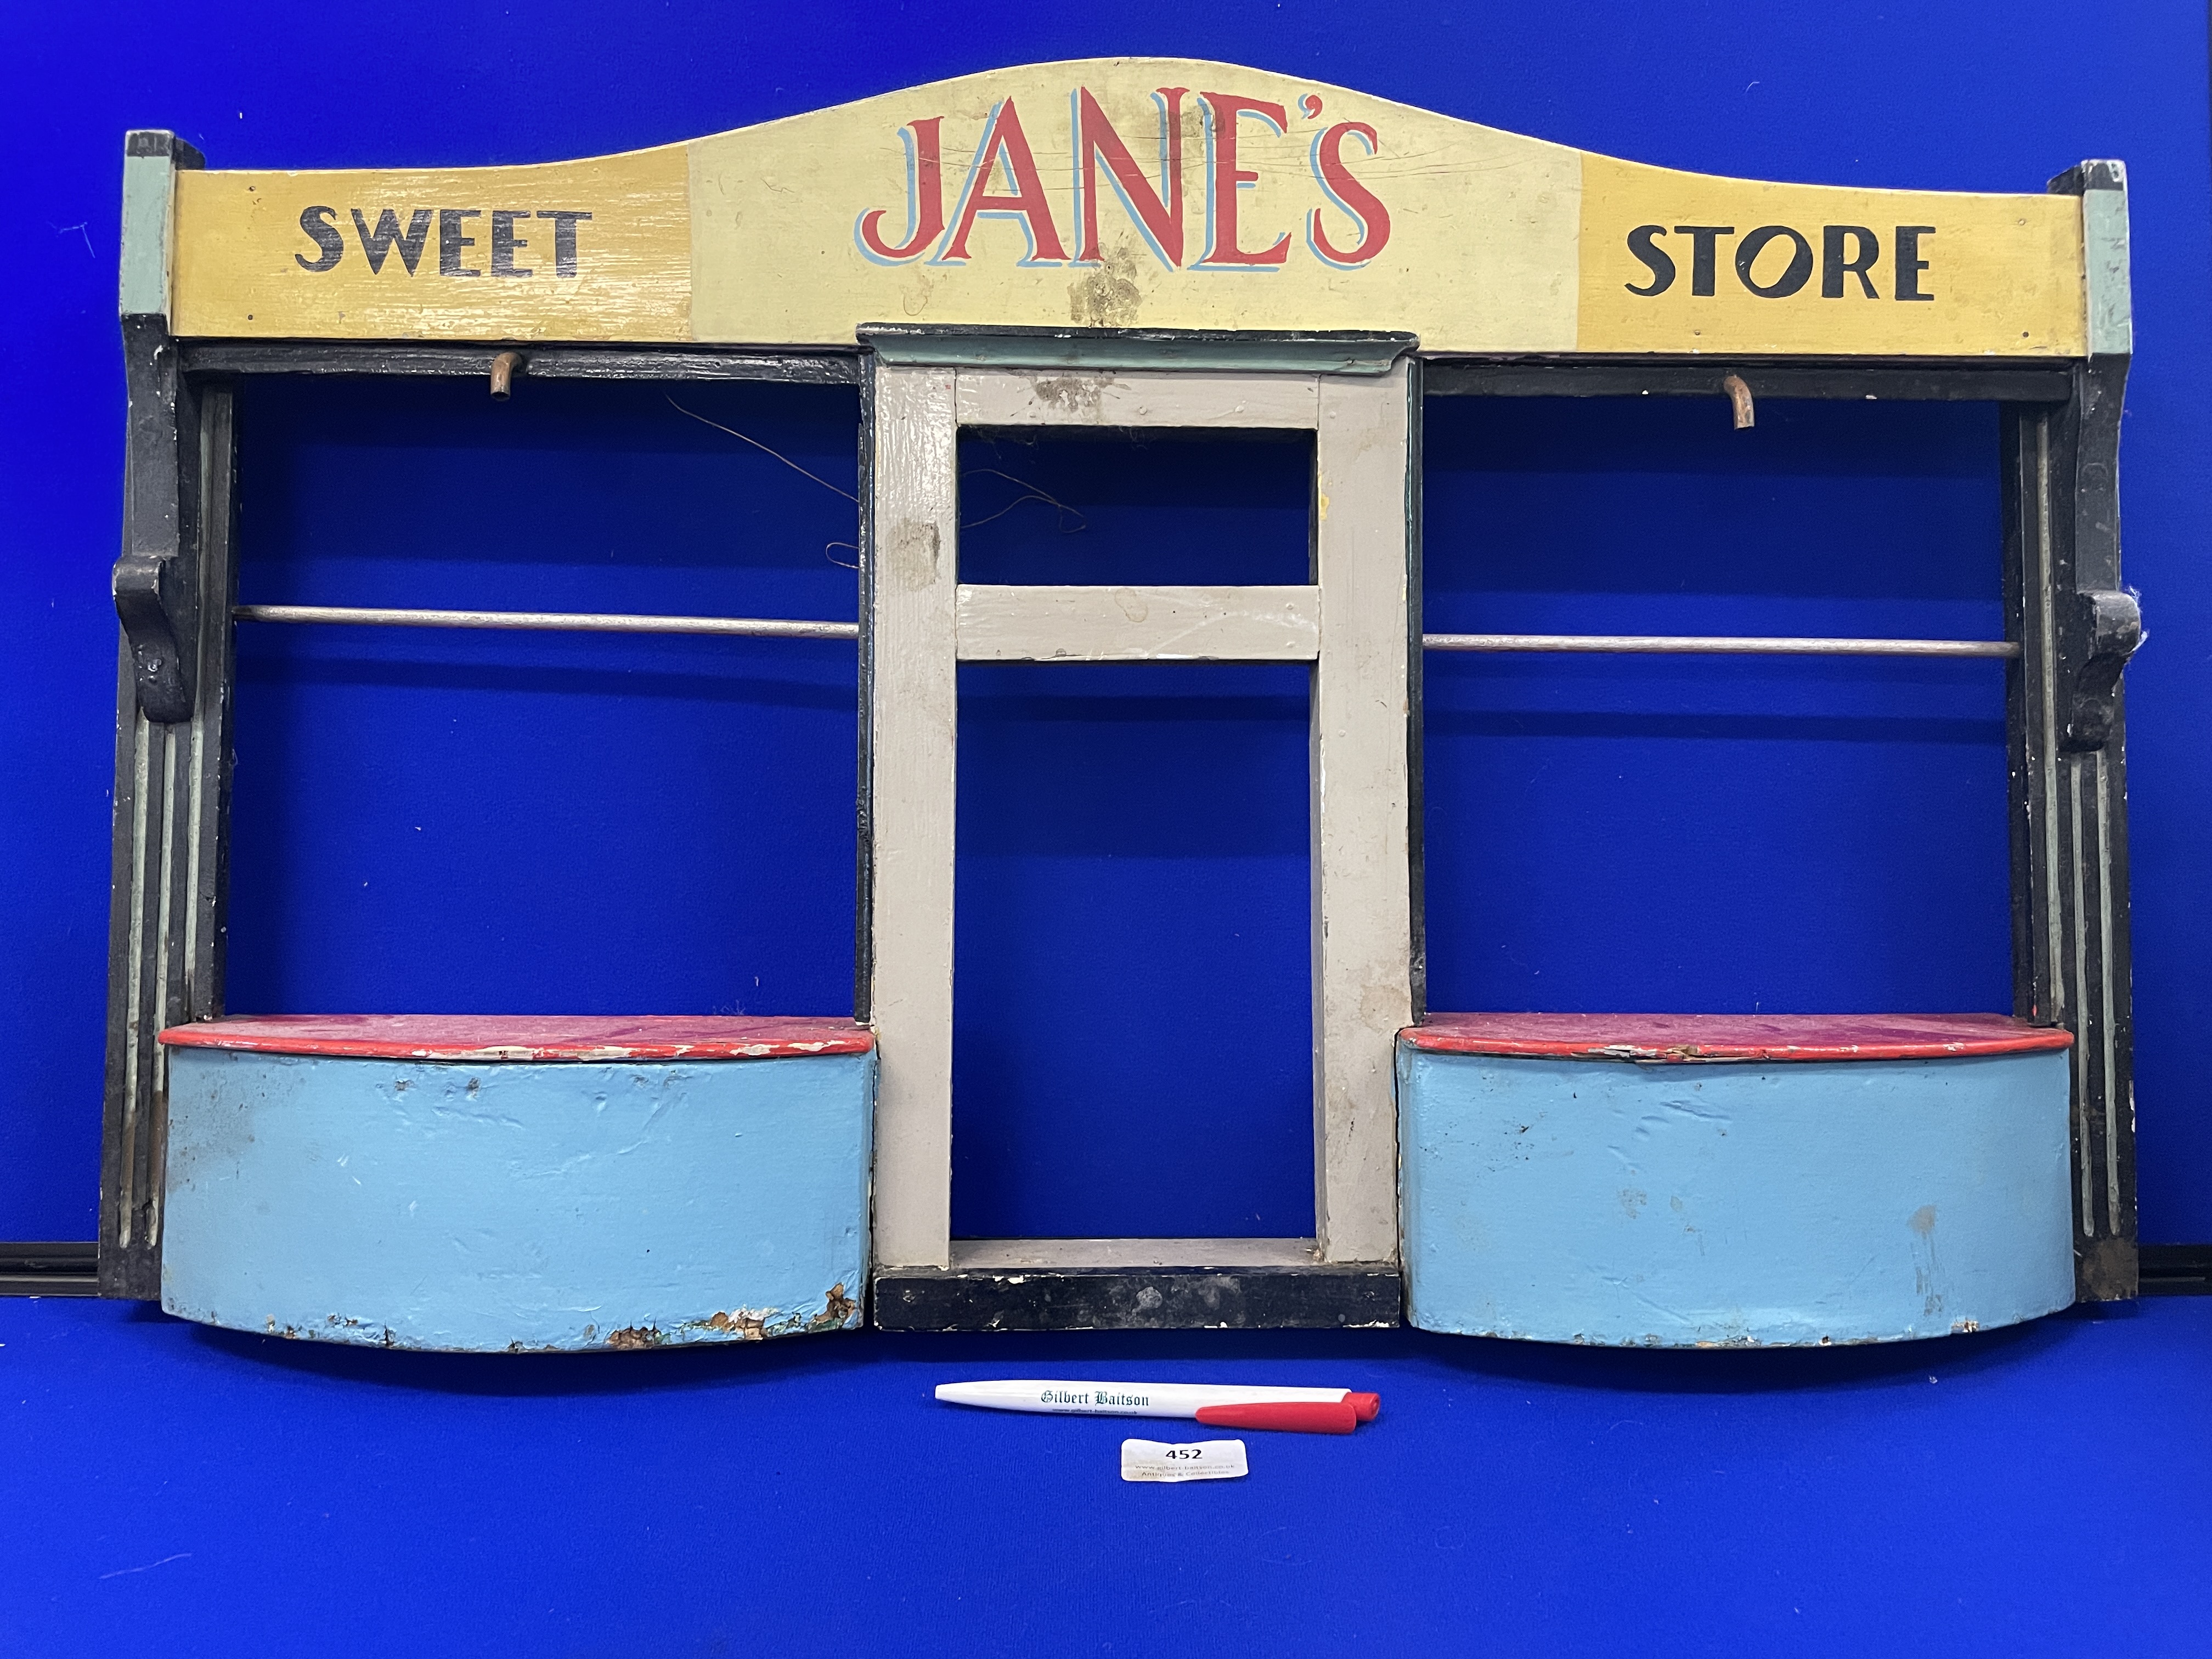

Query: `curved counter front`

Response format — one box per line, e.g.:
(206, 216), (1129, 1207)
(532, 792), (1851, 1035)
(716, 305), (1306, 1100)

(157, 1015), (876, 1353)
(1397, 1013), (2076, 1347)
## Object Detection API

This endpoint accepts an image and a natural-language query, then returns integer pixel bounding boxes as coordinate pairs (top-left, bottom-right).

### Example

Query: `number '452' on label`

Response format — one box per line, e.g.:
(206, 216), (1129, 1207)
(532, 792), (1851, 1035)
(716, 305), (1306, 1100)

(1120, 1438), (1250, 1483)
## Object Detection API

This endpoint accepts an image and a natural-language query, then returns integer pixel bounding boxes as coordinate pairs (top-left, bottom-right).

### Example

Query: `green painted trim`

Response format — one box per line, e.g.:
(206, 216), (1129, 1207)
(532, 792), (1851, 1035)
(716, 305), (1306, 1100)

(119, 139), (177, 321)
(2082, 180), (2133, 359)
(860, 325), (1416, 376)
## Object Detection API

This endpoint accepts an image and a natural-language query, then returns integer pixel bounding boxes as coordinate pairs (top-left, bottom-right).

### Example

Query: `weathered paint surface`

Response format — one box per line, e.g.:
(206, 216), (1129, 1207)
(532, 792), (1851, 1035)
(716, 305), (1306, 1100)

(165, 58), (2089, 356)
(1398, 1041), (2074, 1346)
(159, 1013), (873, 1064)
(161, 1045), (874, 1352)
(863, 362), (1410, 1271)
(1403, 1011), (2074, 1064)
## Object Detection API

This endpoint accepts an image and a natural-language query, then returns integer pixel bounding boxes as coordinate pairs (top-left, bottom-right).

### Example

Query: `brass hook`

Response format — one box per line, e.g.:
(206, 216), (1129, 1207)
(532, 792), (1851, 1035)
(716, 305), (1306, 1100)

(489, 351), (526, 400)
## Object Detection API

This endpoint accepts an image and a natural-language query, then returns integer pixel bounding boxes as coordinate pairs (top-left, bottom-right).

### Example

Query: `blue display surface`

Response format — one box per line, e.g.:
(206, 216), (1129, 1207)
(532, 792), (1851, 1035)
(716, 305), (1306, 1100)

(3, 1295), (2209, 1657)
(162, 1048), (874, 1352)
(4, 3), (2208, 1246)
(1400, 1048), (2073, 1346)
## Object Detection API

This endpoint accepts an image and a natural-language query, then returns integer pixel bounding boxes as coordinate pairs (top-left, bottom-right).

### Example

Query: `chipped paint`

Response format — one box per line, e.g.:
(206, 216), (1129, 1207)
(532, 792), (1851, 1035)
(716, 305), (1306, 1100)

(225, 1296), (866, 1355)
(161, 1045), (874, 1353)
(816, 1283), (859, 1327)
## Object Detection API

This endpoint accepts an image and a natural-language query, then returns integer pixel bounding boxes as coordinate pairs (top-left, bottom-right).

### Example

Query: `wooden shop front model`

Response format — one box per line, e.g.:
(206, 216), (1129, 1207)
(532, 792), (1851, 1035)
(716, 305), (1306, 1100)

(101, 60), (2142, 1348)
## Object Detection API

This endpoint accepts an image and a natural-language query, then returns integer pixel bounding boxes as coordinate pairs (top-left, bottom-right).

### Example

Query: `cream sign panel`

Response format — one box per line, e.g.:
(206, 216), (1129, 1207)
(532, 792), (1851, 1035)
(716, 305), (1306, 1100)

(170, 57), (2088, 355)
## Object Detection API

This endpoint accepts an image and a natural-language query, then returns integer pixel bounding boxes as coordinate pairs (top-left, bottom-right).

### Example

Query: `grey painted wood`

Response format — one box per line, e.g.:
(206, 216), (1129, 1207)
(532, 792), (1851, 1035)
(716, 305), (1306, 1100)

(955, 369), (1318, 430)
(1310, 362), (1415, 1266)
(951, 1238), (1322, 1270)
(1405, 357), (1426, 1028)
(852, 363), (879, 1026)
(865, 365), (961, 1269)
(955, 584), (1320, 661)
(860, 355), (1417, 1295)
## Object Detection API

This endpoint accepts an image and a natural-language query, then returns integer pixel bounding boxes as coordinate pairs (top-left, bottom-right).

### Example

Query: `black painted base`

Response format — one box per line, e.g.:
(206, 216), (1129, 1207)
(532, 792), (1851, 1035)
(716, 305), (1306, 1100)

(871, 1263), (1403, 1331)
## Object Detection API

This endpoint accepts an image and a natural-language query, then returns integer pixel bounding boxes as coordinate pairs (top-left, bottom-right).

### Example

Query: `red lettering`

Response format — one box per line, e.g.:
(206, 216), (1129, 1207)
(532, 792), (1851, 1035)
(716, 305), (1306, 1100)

(856, 118), (946, 263)
(940, 99), (1069, 263)
(1199, 93), (1290, 267)
(1307, 121), (1391, 266)
(1075, 87), (1184, 267)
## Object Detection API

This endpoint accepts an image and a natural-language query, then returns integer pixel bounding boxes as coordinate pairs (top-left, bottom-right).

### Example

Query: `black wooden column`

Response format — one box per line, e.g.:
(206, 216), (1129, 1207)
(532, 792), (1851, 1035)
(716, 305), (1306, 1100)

(2001, 160), (2142, 1301)
(101, 131), (239, 1299)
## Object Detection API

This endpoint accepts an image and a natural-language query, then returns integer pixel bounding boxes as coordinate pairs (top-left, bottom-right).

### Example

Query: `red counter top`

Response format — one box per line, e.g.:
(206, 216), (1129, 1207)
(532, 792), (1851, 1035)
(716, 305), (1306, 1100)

(158, 1014), (873, 1063)
(1400, 1012), (2073, 1063)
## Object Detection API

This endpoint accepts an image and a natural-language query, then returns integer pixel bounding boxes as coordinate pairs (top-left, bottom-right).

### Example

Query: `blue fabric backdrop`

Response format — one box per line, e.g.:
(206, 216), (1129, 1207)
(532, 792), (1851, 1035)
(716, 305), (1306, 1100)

(3, 2), (2206, 1242)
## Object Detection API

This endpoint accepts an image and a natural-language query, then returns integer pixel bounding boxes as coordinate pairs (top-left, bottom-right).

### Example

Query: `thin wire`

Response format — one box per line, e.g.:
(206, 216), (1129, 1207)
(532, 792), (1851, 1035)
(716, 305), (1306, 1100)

(664, 401), (1084, 553)
(665, 395), (859, 503)
(960, 467), (1088, 534)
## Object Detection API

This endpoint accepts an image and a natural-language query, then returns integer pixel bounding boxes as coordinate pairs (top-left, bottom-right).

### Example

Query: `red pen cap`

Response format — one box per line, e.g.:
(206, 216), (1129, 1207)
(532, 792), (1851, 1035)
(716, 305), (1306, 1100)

(1194, 1400), (1357, 1435)
(1346, 1392), (1380, 1423)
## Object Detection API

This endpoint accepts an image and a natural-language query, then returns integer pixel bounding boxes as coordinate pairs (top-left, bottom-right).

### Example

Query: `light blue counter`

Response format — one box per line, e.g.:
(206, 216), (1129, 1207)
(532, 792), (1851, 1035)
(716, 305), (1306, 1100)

(162, 1047), (876, 1352)
(1398, 1045), (2074, 1346)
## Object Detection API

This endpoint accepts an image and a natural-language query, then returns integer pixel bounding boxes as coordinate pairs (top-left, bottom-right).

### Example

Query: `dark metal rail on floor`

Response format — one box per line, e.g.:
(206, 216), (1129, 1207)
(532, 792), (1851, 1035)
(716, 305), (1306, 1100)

(0, 1243), (100, 1297)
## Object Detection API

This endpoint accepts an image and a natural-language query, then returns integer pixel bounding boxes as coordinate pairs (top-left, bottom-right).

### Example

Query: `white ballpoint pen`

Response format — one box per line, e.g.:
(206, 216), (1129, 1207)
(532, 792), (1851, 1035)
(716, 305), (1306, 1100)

(934, 1379), (1381, 1434)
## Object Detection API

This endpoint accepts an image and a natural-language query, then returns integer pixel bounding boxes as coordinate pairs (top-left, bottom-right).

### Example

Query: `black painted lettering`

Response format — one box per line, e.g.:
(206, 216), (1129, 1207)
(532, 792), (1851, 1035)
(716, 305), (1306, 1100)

(1821, 225), (1879, 298)
(537, 210), (592, 278)
(352, 207), (433, 276)
(490, 211), (534, 278)
(1673, 225), (1735, 297)
(1734, 225), (1813, 298)
(294, 206), (343, 272)
(1895, 225), (1935, 301)
(1623, 225), (1675, 296)
(439, 208), (482, 277)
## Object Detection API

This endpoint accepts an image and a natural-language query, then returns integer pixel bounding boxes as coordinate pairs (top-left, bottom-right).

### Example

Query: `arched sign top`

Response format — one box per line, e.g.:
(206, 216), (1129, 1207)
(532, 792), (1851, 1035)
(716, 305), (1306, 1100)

(164, 57), (2102, 354)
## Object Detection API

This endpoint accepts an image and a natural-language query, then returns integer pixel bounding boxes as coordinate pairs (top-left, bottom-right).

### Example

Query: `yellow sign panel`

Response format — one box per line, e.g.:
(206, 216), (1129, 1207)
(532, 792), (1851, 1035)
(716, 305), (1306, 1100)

(172, 147), (690, 341)
(1576, 156), (2084, 356)
(684, 62), (1581, 349)
(168, 58), (2087, 357)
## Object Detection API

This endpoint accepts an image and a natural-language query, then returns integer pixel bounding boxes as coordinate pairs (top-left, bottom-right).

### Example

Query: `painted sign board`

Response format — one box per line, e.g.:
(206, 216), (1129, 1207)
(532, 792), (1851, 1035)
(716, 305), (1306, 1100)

(167, 58), (2087, 355)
